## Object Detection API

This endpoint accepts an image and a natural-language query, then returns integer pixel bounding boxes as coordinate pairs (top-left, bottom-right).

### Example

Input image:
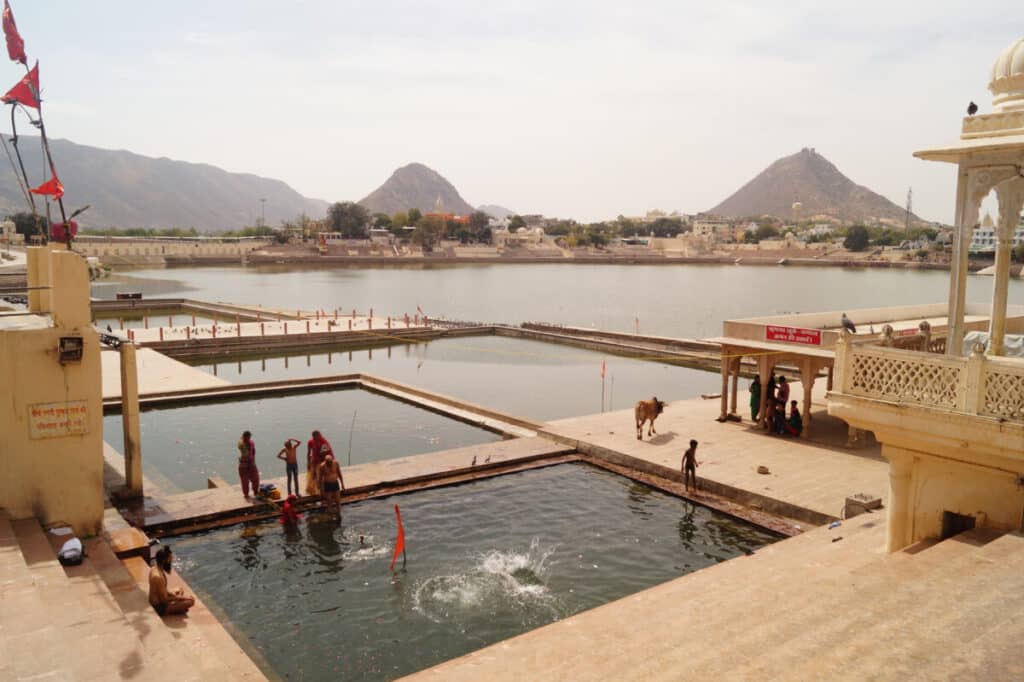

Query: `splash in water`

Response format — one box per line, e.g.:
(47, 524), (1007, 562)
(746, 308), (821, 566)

(413, 538), (561, 625)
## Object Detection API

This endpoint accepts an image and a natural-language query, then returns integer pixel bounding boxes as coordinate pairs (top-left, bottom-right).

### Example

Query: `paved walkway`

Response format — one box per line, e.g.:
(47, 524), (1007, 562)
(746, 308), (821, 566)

(114, 437), (573, 530)
(116, 315), (426, 344)
(101, 347), (229, 399)
(543, 385), (888, 522)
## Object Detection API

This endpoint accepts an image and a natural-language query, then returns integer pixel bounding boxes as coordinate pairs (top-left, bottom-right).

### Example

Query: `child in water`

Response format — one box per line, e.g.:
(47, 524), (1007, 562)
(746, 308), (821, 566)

(279, 494), (301, 526)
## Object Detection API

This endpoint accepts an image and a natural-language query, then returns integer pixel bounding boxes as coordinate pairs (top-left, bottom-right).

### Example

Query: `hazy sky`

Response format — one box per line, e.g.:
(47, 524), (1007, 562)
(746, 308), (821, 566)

(10, 1), (1021, 223)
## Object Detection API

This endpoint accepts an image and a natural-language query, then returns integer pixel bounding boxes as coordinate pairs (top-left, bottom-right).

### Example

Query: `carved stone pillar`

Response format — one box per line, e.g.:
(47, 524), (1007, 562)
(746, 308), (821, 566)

(719, 346), (730, 420)
(949, 167), (1019, 356)
(989, 177), (1024, 356)
(729, 356), (739, 415)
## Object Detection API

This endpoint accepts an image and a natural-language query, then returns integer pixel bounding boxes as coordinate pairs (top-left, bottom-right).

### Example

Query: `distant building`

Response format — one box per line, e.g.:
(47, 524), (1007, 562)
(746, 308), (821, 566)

(692, 215), (733, 242)
(969, 215), (1024, 253)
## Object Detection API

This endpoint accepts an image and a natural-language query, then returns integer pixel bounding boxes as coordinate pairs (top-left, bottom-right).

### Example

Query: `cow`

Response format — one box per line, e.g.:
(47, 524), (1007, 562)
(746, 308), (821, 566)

(635, 397), (666, 440)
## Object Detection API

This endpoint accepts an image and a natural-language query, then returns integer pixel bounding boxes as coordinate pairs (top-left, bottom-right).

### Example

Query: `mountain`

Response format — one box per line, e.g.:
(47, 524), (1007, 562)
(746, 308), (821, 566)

(477, 204), (515, 219)
(710, 148), (919, 223)
(0, 137), (328, 232)
(359, 163), (475, 216)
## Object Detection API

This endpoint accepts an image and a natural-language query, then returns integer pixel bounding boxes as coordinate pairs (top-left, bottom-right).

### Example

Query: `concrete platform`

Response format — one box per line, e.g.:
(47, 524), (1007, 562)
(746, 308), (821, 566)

(101, 347), (230, 399)
(115, 437), (573, 531)
(541, 384), (888, 523)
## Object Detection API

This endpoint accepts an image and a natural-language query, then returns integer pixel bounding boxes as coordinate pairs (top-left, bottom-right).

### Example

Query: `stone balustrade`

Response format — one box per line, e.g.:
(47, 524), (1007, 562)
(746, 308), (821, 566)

(835, 340), (1024, 423)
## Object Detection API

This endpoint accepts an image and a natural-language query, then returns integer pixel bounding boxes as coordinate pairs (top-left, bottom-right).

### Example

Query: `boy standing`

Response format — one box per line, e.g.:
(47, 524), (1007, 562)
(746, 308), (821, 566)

(277, 438), (301, 496)
(682, 439), (699, 492)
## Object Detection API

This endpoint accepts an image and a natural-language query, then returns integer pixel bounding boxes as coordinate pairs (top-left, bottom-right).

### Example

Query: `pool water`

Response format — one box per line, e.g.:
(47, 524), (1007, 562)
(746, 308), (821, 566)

(103, 388), (501, 493)
(190, 336), (722, 421)
(172, 463), (779, 681)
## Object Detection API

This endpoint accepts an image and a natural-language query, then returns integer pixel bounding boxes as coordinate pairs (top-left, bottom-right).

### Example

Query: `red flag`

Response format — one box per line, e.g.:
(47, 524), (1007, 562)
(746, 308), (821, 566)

(2, 1), (25, 65)
(389, 504), (406, 571)
(601, 359), (606, 379)
(3, 59), (37, 108)
(30, 173), (63, 199)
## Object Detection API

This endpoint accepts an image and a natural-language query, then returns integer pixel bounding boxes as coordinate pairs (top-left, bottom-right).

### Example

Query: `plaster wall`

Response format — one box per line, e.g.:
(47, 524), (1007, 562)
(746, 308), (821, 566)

(903, 448), (1024, 541)
(0, 250), (103, 535)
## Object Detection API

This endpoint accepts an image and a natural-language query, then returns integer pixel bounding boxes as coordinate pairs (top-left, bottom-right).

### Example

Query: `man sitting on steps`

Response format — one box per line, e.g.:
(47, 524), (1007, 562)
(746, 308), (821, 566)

(149, 546), (195, 616)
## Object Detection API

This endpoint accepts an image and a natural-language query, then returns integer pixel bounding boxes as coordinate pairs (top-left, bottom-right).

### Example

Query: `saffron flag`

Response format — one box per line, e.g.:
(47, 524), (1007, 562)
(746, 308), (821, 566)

(389, 504), (406, 571)
(2, 59), (37, 108)
(30, 173), (63, 199)
(2, 0), (25, 65)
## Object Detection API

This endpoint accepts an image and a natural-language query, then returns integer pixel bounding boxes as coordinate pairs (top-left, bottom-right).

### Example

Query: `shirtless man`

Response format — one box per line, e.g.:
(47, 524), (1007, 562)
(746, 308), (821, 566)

(682, 439), (699, 492)
(277, 438), (301, 496)
(148, 546), (195, 616)
(319, 453), (345, 520)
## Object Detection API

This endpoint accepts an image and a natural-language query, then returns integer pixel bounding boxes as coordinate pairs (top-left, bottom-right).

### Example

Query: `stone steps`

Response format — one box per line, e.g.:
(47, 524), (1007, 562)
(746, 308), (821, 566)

(0, 510), (264, 681)
(411, 516), (1024, 681)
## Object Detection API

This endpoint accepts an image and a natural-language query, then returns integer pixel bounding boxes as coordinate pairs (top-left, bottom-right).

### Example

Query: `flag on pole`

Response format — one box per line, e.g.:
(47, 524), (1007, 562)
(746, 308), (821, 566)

(416, 305), (424, 315)
(389, 504), (406, 571)
(2, 0), (26, 65)
(2, 59), (37, 108)
(30, 173), (62, 199)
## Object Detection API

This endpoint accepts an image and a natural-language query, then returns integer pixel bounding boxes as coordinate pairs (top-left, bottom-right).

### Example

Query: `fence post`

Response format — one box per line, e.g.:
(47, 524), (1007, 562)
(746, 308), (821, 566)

(306, 320), (311, 333)
(144, 316), (149, 329)
(348, 319), (352, 331)
(260, 322), (265, 336)
(284, 322), (289, 335)
(186, 326), (190, 340)
(212, 325), (216, 339)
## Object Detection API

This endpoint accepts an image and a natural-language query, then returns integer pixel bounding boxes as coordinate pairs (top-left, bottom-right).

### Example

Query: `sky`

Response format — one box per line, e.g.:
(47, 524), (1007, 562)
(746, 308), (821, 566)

(9, 1), (1022, 223)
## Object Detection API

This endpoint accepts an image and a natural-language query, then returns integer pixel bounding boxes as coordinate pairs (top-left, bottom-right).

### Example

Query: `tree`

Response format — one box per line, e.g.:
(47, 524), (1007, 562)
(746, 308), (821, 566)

(1014, 243), (1024, 263)
(755, 224), (780, 241)
(411, 215), (443, 251)
(7, 211), (47, 240)
(326, 202), (369, 238)
(844, 224), (870, 252)
(468, 210), (490, 236)
(407, 208), (423, 225)
(391, 211), (408, 229)
(649, 217), (683, 237)
(373, 213), (392, 229)
(508, 214), (526, 230)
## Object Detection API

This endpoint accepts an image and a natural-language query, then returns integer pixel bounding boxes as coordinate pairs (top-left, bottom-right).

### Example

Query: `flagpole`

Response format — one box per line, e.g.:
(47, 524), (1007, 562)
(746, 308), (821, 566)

(24, 64), (69, 247)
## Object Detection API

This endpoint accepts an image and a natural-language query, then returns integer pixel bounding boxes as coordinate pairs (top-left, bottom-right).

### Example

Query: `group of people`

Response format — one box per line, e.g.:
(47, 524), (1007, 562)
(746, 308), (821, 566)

(748, 374), (803, 437)
(236, 429), (347, 519)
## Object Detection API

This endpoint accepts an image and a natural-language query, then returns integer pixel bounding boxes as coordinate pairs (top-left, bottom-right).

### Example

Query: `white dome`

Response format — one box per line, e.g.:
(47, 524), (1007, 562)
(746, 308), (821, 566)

(989, 37), (1024, 111)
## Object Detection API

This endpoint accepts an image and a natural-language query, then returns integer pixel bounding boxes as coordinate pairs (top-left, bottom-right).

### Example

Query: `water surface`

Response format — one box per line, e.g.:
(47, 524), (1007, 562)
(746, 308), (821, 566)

(173, 463), (779, 681)
(91, 263), (1024, 339)
(192, 336), (722, 421)
(104, 388), (500, 493)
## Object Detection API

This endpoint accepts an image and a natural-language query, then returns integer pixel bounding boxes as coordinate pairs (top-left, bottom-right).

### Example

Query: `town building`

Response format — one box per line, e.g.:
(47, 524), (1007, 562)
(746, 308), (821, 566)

(969, 213), (1024, 252)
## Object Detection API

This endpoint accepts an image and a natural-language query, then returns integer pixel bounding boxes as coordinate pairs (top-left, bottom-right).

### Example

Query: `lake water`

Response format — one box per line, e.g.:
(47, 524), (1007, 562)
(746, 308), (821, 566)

(172, 463), (779, 681)
(191, 335), (723, 421)
(103, 388), (501, 493)
(91, 263), (1024, 339)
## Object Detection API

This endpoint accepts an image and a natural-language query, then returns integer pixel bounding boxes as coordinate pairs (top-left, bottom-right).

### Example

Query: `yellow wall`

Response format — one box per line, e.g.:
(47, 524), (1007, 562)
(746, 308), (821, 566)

(0, 249), (103, 535)
(907, 452), (1024, 540)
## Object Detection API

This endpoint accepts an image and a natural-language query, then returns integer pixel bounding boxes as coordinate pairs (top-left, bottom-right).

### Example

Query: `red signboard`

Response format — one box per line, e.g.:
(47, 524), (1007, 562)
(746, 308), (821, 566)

(896, 327), (918, 337)
(765, 325), (822, 346)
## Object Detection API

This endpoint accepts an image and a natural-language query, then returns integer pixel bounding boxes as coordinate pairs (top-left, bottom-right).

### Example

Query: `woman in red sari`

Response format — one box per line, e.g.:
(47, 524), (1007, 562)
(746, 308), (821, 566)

(306, 430), (334, 496)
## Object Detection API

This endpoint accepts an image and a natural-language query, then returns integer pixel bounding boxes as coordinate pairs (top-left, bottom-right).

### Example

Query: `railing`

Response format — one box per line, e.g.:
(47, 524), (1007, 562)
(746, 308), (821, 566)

(836, 341), (1024, 423)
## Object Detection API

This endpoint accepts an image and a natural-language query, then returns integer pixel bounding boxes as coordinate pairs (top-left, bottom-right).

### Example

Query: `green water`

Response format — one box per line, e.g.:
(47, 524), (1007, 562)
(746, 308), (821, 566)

(103, 388), (501, 493)
(91, 263), (1024, 339)
(192, 336), (722, 421)
(172, 463), (779, 681)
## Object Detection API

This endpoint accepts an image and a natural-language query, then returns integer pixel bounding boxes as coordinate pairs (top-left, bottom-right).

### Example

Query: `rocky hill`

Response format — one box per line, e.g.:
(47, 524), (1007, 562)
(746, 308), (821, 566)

(477, 204), (515, 219)
(359, 163), (475, 216)
(0, 137), (328, 232)
(710, 148), (918, 223)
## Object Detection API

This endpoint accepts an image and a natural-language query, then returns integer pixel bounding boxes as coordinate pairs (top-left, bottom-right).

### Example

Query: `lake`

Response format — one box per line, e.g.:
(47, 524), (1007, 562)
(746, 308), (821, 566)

(91, 263), (1024, 340)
